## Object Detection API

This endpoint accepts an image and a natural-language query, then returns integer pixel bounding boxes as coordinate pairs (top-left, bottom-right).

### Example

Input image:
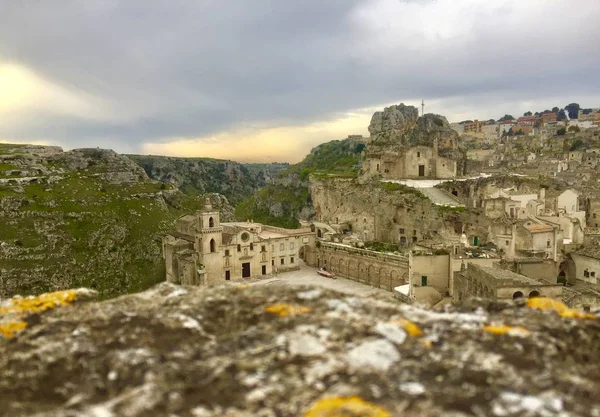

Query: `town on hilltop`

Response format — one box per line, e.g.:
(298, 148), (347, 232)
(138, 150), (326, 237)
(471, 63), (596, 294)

(165, 103), (600, 311)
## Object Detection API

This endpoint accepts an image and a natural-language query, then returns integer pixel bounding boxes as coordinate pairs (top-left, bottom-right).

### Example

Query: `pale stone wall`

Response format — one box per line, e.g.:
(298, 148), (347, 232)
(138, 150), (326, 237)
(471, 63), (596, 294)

(411, 255), (449, 290)
(570, 254), (600, 285)
(306, 242), (410, 292)
(453, 264), (563, 302)
(515, 261), (558, 282)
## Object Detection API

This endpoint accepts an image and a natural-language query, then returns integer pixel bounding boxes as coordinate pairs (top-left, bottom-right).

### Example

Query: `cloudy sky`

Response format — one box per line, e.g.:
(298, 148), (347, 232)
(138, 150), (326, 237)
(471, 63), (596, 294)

(1, 0), (599, 162)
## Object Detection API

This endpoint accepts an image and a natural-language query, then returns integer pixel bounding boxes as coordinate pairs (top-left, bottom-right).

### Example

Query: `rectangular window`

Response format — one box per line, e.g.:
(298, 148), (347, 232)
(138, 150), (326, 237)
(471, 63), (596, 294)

(399, 228), (405, 234)
(272, 260), (275, 266)
(591, 272), (596, 277)
(290, 242), (294, 250)
(547, 240), (551, 248)
(225, 250), (230, 256)
(250, 243), (254, 251)
(237, 244), (241, 252)
(594, 213), (597, 219)
(280, 243), (284, 251)
(505, 240), (509, 245)
(261, 245), (266, 252)
(280, 258), (285, 265)
(291, 257), (294, 263)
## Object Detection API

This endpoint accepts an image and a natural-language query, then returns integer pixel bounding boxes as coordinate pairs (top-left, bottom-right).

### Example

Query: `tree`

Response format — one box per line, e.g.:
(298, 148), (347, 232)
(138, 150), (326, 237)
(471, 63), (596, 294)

(557, 127), (567, 136)
(487, 119), (496, 124)
(582, 108), (593, 115)
(523, 111), (532, 116)
(498, 114), (515, 122)
(459, 120), (473, 125)
(565, 103), (580, 119)
(569, 138), (584, 151)
(557, 109), (567, 121)
(534, 112), (540, 117)
(568, 125), (581, 133)
(552, 107), (560, 113)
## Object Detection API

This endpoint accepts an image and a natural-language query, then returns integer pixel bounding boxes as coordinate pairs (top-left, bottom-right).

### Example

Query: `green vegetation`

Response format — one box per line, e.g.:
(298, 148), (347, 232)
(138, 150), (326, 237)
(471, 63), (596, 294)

(568, 125), (581, 133)
(378, 182), (426, 199)
(0, 157), (203, 299)
(363, 241), (403, 253)
(235, 137), (365, 228)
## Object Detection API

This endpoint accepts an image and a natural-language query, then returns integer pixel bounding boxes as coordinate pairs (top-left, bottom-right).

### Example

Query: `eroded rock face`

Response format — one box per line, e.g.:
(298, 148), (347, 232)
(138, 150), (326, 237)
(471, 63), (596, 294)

(368, 104), (420, 137)
(1, 284), (599, 416)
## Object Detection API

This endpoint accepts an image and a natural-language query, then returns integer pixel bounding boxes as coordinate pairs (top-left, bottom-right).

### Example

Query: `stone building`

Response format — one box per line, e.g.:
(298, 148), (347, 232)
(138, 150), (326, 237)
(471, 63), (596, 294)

(359, 105), (466, 181)
(163, 199), (316, 285)
(453, 264), (563, 303)
(304, 241), (410, 292)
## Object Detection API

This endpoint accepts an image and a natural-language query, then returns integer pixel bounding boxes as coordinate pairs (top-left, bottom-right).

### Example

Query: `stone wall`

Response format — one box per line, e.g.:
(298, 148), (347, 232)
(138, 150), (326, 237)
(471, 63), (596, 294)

(306, 242), (410, 292)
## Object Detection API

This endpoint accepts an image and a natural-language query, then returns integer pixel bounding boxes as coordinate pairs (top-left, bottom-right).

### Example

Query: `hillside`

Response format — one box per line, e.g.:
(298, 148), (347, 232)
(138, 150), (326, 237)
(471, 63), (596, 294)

(127, 155), (288, 205)
(235, 138), (366, 228)
(0, 144), (231, 299)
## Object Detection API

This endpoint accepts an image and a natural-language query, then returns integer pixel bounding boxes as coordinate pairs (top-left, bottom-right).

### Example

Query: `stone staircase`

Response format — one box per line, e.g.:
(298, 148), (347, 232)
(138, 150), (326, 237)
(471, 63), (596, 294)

(420, 187), (465, 207)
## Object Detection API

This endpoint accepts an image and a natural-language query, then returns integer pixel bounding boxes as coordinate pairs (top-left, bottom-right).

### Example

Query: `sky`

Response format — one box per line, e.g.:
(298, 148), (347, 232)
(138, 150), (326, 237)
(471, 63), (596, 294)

(1, 0), (599, 163)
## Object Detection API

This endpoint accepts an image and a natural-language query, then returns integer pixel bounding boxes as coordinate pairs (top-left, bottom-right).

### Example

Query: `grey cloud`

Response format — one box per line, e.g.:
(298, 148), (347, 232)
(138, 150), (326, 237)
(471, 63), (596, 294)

(1, 0), (599, 153)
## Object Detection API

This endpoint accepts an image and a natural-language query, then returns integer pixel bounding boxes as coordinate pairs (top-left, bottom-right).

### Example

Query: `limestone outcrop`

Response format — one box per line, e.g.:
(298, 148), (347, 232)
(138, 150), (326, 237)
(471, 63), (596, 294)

(361, 104), (467, 181)
(368, 104), (419, 138)
(1, 283), (599, 416)
(128, 154), (288, 205)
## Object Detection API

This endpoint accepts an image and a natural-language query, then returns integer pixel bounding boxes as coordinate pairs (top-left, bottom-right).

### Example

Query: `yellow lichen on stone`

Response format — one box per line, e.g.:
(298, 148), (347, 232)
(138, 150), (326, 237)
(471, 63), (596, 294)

(236, 285), (249, 289)
(0, 289), (79, 315)
(393, 318), (423, 337)
(0, 321), (27, 339)
(305, 396), (390, 417)
(420, 339), (433, 348)
(483, 324), (530, 336)
(265, 303), (312, 317)
(526, 298), (596, 319)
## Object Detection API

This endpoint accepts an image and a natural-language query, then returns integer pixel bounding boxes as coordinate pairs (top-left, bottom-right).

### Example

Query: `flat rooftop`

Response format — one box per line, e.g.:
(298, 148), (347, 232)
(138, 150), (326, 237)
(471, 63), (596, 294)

(471, 264), (548, 287)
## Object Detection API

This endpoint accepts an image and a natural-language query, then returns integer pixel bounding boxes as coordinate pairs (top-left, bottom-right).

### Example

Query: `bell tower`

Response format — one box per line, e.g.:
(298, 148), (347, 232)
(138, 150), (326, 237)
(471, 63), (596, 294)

(196, 197), (223, 284)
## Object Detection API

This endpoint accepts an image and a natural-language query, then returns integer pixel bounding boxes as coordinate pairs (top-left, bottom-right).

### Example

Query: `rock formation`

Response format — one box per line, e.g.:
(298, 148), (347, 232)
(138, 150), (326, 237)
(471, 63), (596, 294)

(361, 104), (467, 181)
(127, 155), (288, 205)
(1, 283), (599, 416)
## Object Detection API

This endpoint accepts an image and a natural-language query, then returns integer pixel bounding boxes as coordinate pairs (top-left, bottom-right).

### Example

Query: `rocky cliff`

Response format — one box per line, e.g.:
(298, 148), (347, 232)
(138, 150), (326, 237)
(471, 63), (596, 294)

(235, 138), (365, 228)
(127, 155), (288, 205)
(1, 283), (598, 416)
(0, 144), (233, 299)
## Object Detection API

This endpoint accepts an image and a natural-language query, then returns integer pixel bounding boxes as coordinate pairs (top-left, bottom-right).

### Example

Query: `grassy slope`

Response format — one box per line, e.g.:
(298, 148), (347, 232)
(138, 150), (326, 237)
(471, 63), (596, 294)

(0, 160), (202, 299)
(235, 138), (365, 228)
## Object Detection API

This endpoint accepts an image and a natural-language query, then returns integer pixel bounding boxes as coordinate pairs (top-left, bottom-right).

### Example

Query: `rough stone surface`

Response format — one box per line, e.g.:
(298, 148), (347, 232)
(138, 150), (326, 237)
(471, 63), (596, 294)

(1, 283), (599, 416)
(368, 104), (420, 136)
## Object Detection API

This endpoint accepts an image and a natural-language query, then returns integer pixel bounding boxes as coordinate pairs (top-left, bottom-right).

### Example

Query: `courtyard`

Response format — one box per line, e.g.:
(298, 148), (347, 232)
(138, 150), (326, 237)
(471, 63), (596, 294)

(248, 263), (396, 299)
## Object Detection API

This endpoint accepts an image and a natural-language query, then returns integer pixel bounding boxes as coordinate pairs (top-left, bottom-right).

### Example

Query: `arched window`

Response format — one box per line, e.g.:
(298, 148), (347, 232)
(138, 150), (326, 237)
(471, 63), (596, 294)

(210, 239), (216, 253)
(512, 291), (524, 299)
(209, 217), (214, 228)
(529, 290), (540, 298)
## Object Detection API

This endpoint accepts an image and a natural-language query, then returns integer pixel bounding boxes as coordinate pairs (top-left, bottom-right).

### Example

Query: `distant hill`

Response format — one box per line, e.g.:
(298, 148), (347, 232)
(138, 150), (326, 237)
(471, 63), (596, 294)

(127, 154), (288, 205)
(235, 137), (366, 228)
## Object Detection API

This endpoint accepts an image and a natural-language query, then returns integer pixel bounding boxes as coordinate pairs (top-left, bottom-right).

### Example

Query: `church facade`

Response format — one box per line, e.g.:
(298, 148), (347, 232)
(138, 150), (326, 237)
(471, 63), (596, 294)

(162, 199), (316, 285)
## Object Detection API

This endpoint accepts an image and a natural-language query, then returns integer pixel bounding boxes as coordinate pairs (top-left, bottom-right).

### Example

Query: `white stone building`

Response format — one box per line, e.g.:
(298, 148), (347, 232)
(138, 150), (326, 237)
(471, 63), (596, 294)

(163, 199), (316, 285)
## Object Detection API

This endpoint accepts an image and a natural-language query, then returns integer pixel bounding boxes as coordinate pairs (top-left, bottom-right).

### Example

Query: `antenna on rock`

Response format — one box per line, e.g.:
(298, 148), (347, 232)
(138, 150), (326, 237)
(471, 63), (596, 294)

(421, 99), (425, 117)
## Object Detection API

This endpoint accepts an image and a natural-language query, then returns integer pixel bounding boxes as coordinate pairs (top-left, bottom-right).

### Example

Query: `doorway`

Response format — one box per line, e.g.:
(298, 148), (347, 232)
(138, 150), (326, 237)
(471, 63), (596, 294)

(262, 265), (267, 275)
(421, 276), (428, 286)
(418, 165), (425, 177)
(225, 270), (231, 281)
(242, 262), (251, 278)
